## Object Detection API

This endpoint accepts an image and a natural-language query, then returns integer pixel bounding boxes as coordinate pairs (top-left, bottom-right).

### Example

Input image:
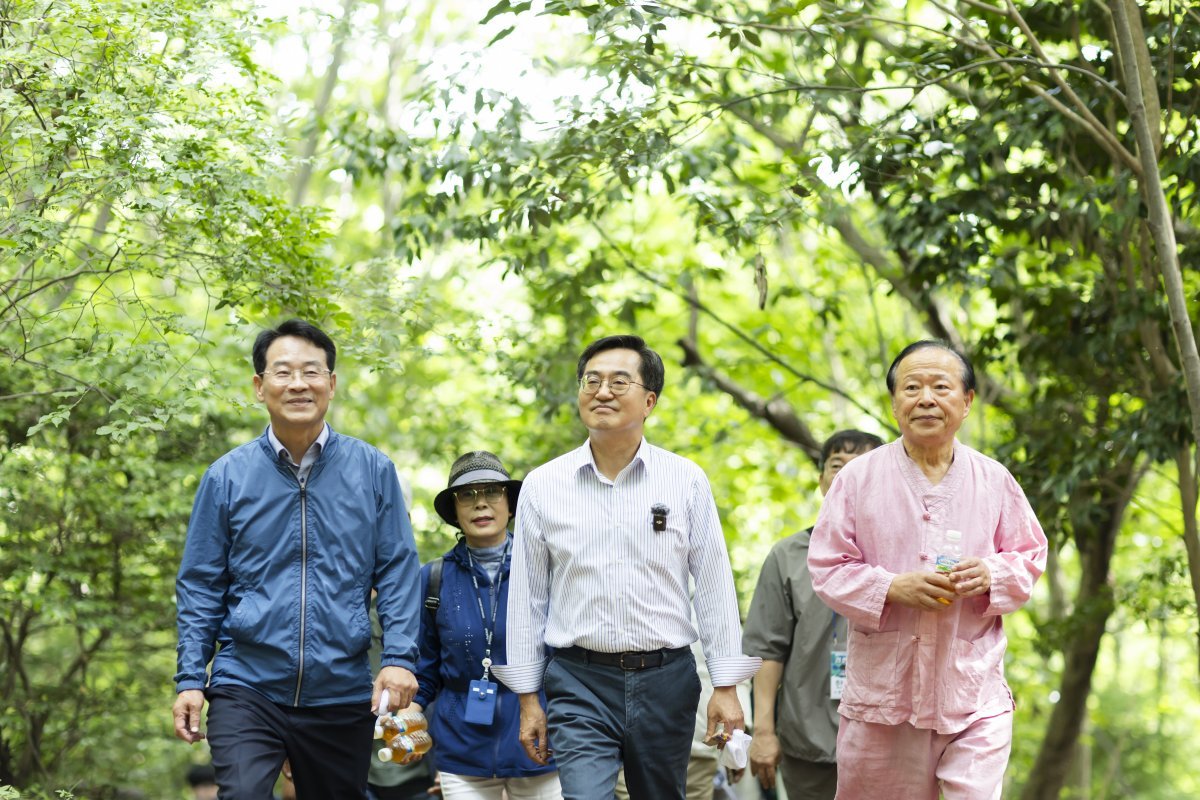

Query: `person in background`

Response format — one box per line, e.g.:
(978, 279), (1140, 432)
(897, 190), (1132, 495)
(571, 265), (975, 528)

(495, 335), (760, 800)
(173, 319), (422, 799)
(742, 430), (883, 799)
(404, 451), (561, 799)
(809, 340), (1047, 799)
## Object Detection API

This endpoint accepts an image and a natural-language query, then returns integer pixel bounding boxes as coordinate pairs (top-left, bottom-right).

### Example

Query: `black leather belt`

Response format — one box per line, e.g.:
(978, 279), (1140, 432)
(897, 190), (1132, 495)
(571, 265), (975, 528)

(556, 645), (687, 671)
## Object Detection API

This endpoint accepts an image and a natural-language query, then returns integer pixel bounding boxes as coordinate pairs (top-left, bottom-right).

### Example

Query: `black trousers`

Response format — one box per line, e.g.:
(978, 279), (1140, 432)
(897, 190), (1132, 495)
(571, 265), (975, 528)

(206, 684), (375, 800)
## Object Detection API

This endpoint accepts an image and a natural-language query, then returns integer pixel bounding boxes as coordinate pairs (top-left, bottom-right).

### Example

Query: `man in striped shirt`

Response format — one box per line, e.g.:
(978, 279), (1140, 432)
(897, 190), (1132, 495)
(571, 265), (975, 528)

(492, 335), (761, 800)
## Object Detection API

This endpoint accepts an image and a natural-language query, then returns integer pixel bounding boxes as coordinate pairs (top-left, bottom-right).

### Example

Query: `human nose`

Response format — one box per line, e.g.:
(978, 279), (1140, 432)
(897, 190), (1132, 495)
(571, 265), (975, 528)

(594, 378), (616, 398)
(285, 370), (307, 387)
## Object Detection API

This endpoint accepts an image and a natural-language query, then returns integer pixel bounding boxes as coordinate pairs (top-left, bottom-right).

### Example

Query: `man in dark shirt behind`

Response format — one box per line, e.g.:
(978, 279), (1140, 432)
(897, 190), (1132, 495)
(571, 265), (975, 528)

(742, 430), (882, 798)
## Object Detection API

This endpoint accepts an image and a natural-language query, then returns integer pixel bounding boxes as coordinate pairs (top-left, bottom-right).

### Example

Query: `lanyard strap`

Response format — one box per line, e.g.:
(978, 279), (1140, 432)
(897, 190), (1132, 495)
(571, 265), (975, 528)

(465, 541), (509, 681)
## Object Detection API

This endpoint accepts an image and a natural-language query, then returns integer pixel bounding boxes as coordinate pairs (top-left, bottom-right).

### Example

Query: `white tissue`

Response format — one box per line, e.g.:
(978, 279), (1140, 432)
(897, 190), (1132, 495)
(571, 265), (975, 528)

(718, 729), (752, 770)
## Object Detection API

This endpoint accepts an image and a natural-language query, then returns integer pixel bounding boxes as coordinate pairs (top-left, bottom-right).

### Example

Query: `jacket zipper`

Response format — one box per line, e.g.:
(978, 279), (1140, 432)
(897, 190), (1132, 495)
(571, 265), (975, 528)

(294, 479), (308, 706)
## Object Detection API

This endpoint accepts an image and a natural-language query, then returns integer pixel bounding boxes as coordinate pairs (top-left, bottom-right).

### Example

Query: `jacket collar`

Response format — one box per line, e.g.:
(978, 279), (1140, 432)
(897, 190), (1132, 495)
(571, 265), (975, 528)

(256, 424), (339, 461)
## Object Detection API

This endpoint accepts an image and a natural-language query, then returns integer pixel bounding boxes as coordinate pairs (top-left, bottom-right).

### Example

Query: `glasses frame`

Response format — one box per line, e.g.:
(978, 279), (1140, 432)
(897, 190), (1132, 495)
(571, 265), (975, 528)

(258, 368), (333, 386)
(451, 484), (508, 507)
(577, 375), (648, 396)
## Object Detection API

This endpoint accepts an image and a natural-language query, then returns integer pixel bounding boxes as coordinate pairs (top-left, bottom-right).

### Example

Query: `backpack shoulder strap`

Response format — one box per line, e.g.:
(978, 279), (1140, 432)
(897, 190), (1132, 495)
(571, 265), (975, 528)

(424, 557), (444, 613)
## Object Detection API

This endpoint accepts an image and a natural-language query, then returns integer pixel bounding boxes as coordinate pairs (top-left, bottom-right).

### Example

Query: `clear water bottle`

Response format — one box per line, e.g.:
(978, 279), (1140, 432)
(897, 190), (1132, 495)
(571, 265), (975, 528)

(935, 529), (963, 574)
(374, 710), (428, 742)
(378, 729), (433, 764)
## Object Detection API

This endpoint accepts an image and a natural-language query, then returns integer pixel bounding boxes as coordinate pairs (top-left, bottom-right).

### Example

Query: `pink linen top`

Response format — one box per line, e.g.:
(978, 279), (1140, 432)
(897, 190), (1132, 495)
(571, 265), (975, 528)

(808, 439), (1047, 735)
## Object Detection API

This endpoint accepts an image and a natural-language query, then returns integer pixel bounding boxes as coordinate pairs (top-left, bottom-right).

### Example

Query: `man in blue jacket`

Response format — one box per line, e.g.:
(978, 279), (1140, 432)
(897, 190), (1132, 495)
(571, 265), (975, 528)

(172, 319), (421, 800)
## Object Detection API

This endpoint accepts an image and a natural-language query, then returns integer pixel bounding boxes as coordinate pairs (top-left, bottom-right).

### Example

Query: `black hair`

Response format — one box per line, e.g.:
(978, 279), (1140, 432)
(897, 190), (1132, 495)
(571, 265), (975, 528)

(885, 339), (975, 394)
(252, 319), (337, 374)
(819, 430), (884, 469)
(576, 334), (665, 396)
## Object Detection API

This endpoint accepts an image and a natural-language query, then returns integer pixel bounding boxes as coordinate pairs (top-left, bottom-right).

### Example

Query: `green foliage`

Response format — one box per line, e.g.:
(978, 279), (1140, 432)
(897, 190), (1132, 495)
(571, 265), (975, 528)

(0, 0), (349, 793)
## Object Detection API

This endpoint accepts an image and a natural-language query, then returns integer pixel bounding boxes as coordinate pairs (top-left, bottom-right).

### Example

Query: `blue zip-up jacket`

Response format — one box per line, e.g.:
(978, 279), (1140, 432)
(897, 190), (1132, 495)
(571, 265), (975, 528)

(175, 427), (420, 707)
(414, 537), (556, 778)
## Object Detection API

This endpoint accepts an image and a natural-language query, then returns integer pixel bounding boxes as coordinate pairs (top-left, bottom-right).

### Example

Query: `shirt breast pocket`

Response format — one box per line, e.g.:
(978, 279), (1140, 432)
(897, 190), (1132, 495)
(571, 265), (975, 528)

(844, 628), (903, 708)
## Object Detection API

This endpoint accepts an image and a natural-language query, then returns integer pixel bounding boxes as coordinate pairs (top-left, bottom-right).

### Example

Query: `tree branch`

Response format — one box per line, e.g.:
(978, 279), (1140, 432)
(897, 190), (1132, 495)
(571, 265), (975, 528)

(590, 221), (896, 430)
(677, 335), (822, 464)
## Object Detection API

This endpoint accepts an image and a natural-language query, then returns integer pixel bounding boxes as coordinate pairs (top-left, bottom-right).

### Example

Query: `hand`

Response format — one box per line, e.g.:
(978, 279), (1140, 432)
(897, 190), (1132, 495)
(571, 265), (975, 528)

(886, 571), (957, 610)
(427, 773), (442, 796)
(172, 689), (206, 743)
(704, 686), (745, 748)
(949, 557), (991, 597)
(748, 730), (781, 789)
(517, 693), (551, 765)
(373, 666), (419, 713)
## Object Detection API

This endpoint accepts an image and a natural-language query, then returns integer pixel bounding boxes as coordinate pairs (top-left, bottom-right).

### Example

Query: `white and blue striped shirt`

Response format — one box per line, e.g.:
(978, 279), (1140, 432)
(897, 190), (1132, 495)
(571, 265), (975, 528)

(492, 439), (761, 693)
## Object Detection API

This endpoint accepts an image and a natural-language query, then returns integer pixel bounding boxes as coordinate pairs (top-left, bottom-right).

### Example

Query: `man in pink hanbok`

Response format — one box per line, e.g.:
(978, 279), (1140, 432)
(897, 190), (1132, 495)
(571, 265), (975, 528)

(809, 340), (1047, 800)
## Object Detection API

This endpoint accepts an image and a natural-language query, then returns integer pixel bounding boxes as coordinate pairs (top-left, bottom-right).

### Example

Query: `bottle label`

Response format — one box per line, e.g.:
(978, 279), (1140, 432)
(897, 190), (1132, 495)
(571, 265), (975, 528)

(830, 650), (847, 700)
(935, 555), (960, 574)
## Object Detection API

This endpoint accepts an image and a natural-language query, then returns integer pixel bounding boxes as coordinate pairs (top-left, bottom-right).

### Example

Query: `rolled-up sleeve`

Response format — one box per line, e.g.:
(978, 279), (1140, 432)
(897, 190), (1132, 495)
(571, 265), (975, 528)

(981, 473), (1047, 616)
(808, 477), (894, 632)
(688, 473), (761, 686)
(492, 482), (552, 694)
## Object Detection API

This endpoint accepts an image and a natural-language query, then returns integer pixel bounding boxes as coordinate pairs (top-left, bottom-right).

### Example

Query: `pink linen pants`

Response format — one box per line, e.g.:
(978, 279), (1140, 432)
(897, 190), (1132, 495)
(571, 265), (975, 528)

(835, 712), (1012, 800)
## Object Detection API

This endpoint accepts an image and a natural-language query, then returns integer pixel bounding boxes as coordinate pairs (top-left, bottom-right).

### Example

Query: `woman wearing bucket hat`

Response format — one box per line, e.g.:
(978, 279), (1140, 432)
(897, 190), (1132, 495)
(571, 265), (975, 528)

(401, 451), (562, 800)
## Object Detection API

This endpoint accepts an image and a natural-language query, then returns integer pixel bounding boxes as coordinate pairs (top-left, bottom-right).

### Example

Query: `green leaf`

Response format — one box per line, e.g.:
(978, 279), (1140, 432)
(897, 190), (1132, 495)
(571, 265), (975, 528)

(481, 0), (532, 25)
(488, 25), (516, 46)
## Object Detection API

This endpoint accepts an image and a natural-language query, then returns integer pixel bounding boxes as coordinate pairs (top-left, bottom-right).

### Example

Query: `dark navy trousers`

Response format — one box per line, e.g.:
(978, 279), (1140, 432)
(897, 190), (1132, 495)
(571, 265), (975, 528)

(543, 649), (701, 800)
(205, 684), (375, 800)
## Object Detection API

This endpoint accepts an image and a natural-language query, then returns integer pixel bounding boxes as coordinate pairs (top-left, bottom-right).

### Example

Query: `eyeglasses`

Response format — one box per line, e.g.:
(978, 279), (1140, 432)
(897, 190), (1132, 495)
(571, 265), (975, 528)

(452, 484), (507, 506)
(259, 368), (332, 385)
(578, 375), (648, 396)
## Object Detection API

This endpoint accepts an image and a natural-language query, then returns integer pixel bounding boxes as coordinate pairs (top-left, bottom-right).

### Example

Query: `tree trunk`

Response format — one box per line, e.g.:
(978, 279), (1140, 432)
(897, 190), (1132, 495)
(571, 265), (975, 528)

(291, 0), (356, 207)
(1020, 462), (1139, 800)
(1109, 0), (1200, 677)
(1174, 448), (1200, 674)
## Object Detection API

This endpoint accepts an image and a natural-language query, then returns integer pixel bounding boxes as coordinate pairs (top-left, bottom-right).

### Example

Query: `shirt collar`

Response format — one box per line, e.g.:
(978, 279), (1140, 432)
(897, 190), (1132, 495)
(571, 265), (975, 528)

(267, 423), (329, 464)
(573, 437), (652, 479)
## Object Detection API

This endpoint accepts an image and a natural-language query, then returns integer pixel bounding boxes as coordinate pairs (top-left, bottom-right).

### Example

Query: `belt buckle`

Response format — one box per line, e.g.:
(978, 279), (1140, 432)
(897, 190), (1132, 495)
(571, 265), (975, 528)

(618, 652), (645, 671)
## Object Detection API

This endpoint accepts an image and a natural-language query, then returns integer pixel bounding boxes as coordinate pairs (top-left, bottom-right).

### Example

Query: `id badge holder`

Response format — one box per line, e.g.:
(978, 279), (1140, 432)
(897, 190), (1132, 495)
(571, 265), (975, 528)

(464, 678), (498, 725)
(830, 650), (847, 701)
